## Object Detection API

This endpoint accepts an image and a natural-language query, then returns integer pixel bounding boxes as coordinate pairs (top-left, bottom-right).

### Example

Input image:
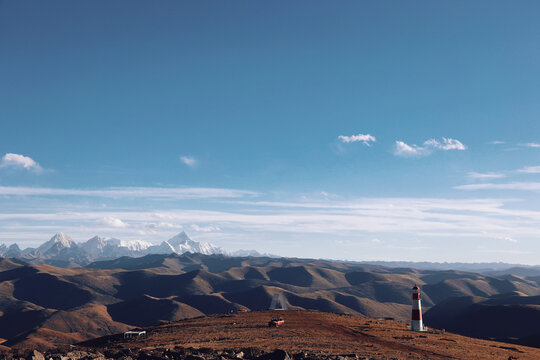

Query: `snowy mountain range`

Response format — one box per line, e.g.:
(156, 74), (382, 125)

(0, 231), (269, 267)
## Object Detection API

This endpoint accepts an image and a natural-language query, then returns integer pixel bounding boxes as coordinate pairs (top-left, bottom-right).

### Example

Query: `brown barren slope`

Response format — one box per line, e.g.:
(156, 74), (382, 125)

(82, 310), (540, 359)
(3, 255), (540, 351)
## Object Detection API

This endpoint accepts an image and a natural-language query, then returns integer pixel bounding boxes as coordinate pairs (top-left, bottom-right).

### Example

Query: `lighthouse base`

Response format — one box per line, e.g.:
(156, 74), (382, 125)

(411, 321), (424, 332)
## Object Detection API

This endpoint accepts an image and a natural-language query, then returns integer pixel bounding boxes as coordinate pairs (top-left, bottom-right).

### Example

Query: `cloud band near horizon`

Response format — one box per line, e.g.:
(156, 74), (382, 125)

(0, 186), (258, 199)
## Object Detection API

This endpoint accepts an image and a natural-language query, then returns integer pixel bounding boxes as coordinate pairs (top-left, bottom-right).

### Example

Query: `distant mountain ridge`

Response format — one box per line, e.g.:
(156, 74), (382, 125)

(358, 260), (540, 273)
(2, 232), (538, 271)
(0, 231), (271, 267)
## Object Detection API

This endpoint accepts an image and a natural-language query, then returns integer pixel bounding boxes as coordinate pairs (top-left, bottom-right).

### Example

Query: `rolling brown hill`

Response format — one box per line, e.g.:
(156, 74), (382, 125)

(76, 310), (540, 360)
(424, 291), (540, 347)
(1, 253), (540, 350)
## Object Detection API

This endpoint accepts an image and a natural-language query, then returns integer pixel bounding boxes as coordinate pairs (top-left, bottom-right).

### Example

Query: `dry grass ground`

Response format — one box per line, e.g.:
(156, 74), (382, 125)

(83, 310), (540, 359)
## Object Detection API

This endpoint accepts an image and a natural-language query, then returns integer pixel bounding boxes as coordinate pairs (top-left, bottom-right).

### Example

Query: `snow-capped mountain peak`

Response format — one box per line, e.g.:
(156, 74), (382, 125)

(37, 232), (75, 253)
(108, 238), (152, 252)
(166, 231), (192, 246)
(3, 243), (22, 258)
(159, 231), (226, 255)
(80, 236), (108, 256)
(80, 236), (152, 257)
(0, 231), (268, 266)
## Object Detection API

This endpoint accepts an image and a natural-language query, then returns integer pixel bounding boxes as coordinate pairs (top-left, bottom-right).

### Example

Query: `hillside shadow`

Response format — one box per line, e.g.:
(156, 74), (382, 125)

(13, 273), (92, 310)
(0, 309), (49, 339)
(267, 266), (313, 287)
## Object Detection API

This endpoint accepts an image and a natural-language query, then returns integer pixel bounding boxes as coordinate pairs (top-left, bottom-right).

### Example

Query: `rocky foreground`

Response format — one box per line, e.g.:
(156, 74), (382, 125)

(3, 347), (384, 360)
(2, 310), (538, 360)
(2, 347), (360, 360)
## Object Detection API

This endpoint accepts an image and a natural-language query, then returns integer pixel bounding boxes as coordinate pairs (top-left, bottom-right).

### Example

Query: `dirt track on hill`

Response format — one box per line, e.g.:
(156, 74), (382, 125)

(82, 310), (540, 359)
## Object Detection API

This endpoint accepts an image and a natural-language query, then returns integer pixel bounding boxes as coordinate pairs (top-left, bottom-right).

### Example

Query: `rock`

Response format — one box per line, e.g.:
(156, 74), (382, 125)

(138, 353), (164, 360)
(64, 352), (92, 360)
(89, 352), (106, 360)
(242, 349), (263, 358)
(32, 351), (44, 360)
(184, 356), (205, 360)
(256, 350), (291, 360)
(235, 352), (244, 359)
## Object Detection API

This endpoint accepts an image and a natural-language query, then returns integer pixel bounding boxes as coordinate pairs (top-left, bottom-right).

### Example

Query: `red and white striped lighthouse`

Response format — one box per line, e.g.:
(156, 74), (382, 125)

(411, 284), (424, 331)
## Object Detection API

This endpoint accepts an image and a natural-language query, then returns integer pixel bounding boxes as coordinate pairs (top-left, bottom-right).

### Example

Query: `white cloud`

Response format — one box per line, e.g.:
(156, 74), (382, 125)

(501, 236), (518, 243)
(517, 166), (540, 174)
(394, 138), (467, 157)
(522, 143), (540, 148)
(489, 140), (505, 145)
(146, 222), (182, 229)
(180, 156), (197, 167)
(0, 153), (42, 172)
(467, 171), (505, 180)
(393, 141), (428, 157)
(455, 182), (540, 192)
(95, 217), (129, 228)
(425, 138), (467, 151)
(191, 224), (221, 232)
(469, 164), (540, 179)
(0, 186), (258, 199)
(338, 133), (376, 146)
(479, 249), (528, 255)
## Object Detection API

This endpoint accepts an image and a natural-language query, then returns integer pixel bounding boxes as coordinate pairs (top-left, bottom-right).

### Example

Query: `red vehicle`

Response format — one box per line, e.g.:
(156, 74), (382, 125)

(268, 317), (285, 327)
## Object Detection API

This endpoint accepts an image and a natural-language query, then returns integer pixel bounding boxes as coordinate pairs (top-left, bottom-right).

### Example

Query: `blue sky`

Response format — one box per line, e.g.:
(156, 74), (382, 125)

(1, 1), (540, 263)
